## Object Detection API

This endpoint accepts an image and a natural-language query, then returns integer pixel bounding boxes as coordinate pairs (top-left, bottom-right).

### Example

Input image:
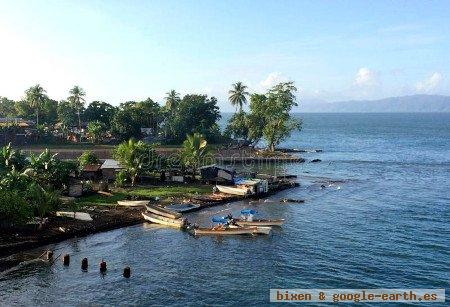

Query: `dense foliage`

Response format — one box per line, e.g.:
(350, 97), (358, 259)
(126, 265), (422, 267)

(0, 144), (68, 226)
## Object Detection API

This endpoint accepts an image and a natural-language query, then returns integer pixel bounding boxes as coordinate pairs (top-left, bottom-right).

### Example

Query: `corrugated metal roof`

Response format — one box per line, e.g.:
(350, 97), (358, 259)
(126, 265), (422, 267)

(100, 159), (123, 169)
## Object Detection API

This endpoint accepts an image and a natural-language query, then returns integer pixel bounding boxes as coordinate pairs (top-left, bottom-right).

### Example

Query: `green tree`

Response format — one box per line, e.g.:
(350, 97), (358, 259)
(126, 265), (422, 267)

(164, 90), (180, 111)
(261, 82), (301, 151)
(68, 85), (86, 129)
(25, 84), (47, 126)
(0, 97), (17, 118)
(113, 139), (156, 186)
(57, 100), (78, 138)
(228, 82), (249, 112)
(84, 101), (117, 128)
(170, 94), (221, 143)
(224, 110), (250, 141)
(78, 150), (100, 170)
(111, 99), (162, 141)
(180, 133), (210, 178)
(87, 121), (105, 143)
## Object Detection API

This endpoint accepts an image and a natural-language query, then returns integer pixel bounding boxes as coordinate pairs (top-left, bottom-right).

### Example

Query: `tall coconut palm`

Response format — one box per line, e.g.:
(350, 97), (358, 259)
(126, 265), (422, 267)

(228, 82), (249, 112)
(164, 90), (180, 112)
(25, 84), (47, 126)
(180, 133), (210, 178)
(68, 86), (86, 130)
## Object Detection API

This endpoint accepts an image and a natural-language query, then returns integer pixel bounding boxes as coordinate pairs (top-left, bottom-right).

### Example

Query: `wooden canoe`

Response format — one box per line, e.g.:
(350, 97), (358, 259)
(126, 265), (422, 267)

(229, 224), (272, 235)
(145, 204), (182, 219)
(117, 200), (149, 207)
(193, 227), (256, 236)
(141, 212), (185, 228)
(234, 218), (284, 227)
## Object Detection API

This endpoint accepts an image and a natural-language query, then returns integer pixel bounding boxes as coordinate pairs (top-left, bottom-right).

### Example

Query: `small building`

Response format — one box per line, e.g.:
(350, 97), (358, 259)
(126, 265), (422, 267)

(100, 159), (123, 182)
(81, 164), (102, 181)
(200, 164), (235, 183)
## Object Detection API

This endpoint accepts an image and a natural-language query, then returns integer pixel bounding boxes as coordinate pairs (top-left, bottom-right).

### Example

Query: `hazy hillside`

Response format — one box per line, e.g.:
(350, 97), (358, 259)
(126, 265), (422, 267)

(299, 95), (450, 113)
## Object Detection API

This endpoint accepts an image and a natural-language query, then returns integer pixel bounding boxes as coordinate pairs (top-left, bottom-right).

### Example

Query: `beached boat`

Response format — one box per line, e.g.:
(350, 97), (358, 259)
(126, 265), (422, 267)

(56, 211), (93, 221)
(165, 203), (201, 213)
(141, 212), (185, 228)
(117, 200), (149, 207)
(215, 185), (250, 196)
(145, 204), (182, 219)
(234, 218), (284, 227)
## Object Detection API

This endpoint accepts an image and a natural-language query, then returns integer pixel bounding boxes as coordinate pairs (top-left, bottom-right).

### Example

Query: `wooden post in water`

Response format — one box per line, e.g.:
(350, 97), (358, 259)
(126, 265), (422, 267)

(62, 254), (70, 266)
(46, 250), (53, 261)
(81, 258), (88, 270)
(123, 266), (131, 278)
(99, 260), (107, 273)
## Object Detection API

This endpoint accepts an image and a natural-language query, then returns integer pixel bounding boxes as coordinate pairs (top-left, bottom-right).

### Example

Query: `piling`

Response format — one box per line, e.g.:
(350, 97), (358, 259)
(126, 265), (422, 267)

(62, 254), (70, 266)
(99, 260), (107, 273)
(46, 250), (54, 261)
(81, 258), (88, 270)
(123, 266), (131, 278)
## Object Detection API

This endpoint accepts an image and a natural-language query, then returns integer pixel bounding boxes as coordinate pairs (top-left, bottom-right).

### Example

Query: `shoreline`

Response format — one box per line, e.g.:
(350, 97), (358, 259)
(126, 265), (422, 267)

(0, 180), (298, 269)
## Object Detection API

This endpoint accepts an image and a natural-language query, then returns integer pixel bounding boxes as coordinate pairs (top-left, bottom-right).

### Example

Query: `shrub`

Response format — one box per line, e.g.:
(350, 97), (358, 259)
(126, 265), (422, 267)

(0, 190), (32, 225)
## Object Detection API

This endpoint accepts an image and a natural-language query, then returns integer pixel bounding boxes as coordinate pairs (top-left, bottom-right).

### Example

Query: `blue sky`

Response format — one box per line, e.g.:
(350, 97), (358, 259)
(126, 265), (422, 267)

(0, 0), (449, 111)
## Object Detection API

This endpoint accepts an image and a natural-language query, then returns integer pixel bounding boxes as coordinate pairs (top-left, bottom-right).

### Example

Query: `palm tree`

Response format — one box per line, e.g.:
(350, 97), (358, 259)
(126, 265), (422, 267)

(181, 133), (209, 178)
(228, 82), (249, 112)
(25, 84), (47, 126)
(165, 90), (180, 112)
(113, 139), (150, 186)
(68, 86), (86, 130)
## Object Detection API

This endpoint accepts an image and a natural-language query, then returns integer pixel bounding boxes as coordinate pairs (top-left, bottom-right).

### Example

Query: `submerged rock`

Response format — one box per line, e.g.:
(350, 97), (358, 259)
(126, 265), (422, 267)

(310, 159), (322, 163)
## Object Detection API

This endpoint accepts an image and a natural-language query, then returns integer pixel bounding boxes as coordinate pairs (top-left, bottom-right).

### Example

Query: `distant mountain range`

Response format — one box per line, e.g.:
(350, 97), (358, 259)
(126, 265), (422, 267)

(298, 95), (450, 113)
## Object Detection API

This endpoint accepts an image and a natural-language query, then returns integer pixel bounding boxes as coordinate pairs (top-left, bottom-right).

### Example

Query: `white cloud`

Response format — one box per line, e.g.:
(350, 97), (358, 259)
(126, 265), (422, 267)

(260, 72), (289, 88)
(415, 72), (442, 93)
(354, 67), (379, 87)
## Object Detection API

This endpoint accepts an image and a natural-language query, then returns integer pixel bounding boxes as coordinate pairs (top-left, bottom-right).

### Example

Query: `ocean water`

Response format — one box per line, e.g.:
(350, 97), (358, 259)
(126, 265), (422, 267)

(1, 113), (449, 306)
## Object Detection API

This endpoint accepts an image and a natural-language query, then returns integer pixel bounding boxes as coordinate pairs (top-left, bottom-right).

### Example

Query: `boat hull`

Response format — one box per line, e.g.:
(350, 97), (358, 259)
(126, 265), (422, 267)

(145, 204), (182, 219)
(216, 185), (249, 196)
(141, 212), (185, 228)
(193, 227), (256, 236)
(117, 200), (149, 207)
(235, 219), (284, 227)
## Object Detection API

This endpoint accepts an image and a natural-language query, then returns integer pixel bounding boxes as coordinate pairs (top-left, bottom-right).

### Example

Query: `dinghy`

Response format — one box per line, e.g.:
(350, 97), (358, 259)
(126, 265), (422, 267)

(141, 212), (186, 228)
(145, 204), (182, 219)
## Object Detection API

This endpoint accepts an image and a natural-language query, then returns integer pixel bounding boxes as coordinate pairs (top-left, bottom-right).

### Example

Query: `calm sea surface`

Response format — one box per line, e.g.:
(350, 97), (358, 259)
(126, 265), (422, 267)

(1, 113), (449, 306)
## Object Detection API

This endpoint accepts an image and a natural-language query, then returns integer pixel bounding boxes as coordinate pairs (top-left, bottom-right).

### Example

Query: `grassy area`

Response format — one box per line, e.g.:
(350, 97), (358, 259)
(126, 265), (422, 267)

(76, 184), (212, 206)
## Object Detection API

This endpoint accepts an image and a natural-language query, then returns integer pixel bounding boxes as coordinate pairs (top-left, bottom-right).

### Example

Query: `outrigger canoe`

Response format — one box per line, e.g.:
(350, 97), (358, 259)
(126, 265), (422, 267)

(145, 204), (182, 219)
(141, 212), (186, 228)
(234, 218), (284, 227)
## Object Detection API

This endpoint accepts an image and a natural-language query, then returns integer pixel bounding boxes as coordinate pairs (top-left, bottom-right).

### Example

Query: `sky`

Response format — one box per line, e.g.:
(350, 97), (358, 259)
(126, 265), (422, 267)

(0, 0), (449, 111)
